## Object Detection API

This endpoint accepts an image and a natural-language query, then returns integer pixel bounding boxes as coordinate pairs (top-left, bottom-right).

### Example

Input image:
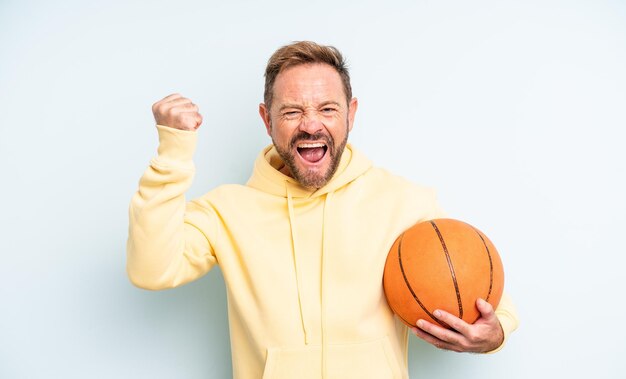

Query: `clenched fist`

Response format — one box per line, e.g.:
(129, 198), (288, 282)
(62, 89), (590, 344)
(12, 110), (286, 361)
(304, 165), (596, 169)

(152, 93), (203, 131)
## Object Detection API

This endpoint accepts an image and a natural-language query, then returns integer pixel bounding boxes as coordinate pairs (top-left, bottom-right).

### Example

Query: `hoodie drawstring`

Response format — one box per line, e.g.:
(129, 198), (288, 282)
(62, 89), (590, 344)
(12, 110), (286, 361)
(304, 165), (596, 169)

(320, 191), (332, 378)
(286, 185), (309, 344)
(286, 183), (334, 377)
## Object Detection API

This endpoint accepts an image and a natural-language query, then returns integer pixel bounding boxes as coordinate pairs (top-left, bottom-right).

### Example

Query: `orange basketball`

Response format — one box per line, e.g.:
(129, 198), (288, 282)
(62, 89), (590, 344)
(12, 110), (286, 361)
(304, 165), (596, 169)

(383, 218), (504, 328)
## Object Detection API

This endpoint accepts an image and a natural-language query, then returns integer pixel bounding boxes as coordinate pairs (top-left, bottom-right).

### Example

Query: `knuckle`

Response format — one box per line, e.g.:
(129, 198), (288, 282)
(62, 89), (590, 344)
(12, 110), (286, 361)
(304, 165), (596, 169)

(168, 107), (180, 117)
(152, 102), (161, 114)
(467, 330), (479, 342)
(459, 339), (471, 350)
(449, 319), (461, 330)
(182, 115), (196, 128)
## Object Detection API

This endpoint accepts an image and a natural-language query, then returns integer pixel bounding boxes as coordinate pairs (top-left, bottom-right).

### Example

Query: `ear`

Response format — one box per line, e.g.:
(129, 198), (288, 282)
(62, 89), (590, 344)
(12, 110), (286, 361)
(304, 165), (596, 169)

(259, 103), (272, 136)
(347, 97), (358, 132)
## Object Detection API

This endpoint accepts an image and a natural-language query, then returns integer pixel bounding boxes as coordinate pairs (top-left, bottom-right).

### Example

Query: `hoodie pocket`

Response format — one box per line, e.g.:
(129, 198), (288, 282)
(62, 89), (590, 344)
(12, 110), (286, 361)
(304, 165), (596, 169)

(262, 345), (321, 379)
(262, 337), (403, 379)
(326, 337), (403, 379)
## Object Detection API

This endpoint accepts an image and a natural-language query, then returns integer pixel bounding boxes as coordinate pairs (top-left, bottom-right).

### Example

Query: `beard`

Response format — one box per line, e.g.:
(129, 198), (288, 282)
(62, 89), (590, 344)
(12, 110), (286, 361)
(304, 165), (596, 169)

(273, 127), (348, 189)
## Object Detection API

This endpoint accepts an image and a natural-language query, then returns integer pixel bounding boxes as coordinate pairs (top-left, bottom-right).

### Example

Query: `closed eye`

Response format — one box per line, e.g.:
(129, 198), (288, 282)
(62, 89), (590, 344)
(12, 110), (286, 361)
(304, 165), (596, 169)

(282, 110), (302, 119)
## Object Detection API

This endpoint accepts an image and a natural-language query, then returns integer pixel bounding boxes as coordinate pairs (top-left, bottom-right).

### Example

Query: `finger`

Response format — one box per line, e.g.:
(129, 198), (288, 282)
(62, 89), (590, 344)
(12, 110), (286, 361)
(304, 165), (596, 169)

(412, 324), (460, 352)
(160, 93), (183, 102)
(416, 318), (462, 346)
(411, 325), (440, 344)
(431, 309), (471, 336)
(164, 97), (194, 108)
(153, 94), (186, 114)
(155, 102), (198, 122)
(194, 112), (203, 129)
(168, 102), (198, 112)
(175, 111), (202, 130)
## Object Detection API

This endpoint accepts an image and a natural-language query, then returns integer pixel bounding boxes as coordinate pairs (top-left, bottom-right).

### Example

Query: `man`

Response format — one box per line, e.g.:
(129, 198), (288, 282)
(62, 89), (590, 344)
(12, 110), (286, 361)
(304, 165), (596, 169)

(127, 41), (519, 379)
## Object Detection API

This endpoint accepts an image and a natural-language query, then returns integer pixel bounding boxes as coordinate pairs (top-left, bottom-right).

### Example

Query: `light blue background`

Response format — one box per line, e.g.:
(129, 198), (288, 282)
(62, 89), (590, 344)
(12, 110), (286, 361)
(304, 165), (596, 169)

(1, 0), (625, 378)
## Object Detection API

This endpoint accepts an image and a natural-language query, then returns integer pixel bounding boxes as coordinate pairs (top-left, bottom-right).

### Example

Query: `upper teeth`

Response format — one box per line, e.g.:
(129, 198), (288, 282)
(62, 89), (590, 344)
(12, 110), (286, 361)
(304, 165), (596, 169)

(298, 143), (325, 148)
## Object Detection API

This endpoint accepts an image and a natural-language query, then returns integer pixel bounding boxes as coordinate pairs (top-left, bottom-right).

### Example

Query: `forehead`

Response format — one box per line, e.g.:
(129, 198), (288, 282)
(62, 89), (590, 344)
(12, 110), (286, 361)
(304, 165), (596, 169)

(272, 63), (345, 106)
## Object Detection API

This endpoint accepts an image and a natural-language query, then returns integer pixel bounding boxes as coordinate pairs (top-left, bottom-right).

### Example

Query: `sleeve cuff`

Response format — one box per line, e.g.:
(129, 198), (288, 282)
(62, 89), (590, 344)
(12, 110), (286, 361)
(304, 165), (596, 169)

(153, 124), (198, 168)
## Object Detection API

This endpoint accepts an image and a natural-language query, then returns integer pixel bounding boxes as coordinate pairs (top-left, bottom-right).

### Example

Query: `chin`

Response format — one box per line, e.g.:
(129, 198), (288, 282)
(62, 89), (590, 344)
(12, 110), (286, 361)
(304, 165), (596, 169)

(293, 164), (334, 189)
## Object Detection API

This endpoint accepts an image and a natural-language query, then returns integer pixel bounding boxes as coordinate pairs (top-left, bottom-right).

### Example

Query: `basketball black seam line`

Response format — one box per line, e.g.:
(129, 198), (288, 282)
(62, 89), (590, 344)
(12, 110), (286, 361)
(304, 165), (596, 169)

(430, 220), (463, 319)
(397, 232), (444, 327)
(472, 227), (494, 303)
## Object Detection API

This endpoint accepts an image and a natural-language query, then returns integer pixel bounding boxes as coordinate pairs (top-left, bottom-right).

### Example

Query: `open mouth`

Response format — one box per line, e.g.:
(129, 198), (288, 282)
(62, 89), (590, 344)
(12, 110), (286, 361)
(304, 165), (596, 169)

(297, 142), (328, 164)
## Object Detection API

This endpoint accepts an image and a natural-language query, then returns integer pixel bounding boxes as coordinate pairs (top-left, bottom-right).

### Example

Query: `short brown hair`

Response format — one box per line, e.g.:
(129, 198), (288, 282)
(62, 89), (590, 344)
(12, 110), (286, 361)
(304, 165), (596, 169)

(263, 41), (352, 110)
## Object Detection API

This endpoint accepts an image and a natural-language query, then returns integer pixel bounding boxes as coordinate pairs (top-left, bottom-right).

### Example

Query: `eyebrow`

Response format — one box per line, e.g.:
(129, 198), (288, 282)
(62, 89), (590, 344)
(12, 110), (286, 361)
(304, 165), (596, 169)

(318, 101), (342, 108)
(278, 101), (342, 112)
(278, 104), (303, 112)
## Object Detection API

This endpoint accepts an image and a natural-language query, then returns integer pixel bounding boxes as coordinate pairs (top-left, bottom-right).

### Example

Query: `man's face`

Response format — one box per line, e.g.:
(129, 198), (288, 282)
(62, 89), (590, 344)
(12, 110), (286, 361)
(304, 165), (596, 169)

(259, 63), (358, 189)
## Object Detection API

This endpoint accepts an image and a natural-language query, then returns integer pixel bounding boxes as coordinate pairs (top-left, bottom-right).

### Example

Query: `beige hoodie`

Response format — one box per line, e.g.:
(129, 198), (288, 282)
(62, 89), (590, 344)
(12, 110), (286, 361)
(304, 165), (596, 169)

(127, 125), (519, 379)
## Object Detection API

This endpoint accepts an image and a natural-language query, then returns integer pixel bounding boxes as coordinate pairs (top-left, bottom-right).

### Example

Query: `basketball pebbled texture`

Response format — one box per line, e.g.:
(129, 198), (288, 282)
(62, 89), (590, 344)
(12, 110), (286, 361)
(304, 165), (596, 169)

(383, 218), (504, 328)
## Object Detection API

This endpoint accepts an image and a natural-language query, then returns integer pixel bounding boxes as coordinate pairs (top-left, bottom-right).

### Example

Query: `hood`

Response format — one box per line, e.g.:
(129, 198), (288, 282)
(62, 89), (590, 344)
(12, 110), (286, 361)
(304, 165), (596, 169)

(246, 143), (372, 197)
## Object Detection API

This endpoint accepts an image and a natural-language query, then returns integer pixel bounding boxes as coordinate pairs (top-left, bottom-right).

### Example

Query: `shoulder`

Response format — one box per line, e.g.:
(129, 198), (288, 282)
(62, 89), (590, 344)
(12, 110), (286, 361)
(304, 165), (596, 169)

(355, 167), (444, 220)
(361, 166), (437, 196)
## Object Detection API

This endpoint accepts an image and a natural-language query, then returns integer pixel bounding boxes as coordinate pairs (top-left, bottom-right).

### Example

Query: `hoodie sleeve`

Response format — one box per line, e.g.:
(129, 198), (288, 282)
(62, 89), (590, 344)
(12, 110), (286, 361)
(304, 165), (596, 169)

(126, 125), (218, 290)
(487, 292), (520, 353)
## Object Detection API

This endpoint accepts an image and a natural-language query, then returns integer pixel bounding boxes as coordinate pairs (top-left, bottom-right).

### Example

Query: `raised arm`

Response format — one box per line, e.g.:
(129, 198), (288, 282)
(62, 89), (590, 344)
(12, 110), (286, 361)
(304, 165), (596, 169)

(126, 94), (217, 290)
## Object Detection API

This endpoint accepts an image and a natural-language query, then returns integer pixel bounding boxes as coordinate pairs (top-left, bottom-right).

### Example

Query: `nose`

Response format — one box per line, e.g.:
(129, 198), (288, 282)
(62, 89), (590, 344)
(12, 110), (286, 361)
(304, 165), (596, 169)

(299, 109), (324, 135)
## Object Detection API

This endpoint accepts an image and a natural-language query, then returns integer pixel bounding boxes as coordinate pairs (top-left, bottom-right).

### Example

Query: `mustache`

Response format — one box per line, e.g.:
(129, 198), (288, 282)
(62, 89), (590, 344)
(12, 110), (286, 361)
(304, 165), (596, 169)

(289, 131), (334, 150)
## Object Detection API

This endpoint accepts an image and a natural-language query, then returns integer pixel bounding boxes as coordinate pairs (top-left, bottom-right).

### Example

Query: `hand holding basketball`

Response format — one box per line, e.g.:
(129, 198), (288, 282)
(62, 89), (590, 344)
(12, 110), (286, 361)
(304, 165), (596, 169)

(382, 218), (506, 353)
(410, 298), (504, 353)
(152, 93), (203, 131)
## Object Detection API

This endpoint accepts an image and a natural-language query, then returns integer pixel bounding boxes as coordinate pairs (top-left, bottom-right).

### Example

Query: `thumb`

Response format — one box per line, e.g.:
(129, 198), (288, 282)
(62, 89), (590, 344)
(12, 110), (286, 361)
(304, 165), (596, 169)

(476, 298), (497, 321)
(194, 113), (203, 130)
